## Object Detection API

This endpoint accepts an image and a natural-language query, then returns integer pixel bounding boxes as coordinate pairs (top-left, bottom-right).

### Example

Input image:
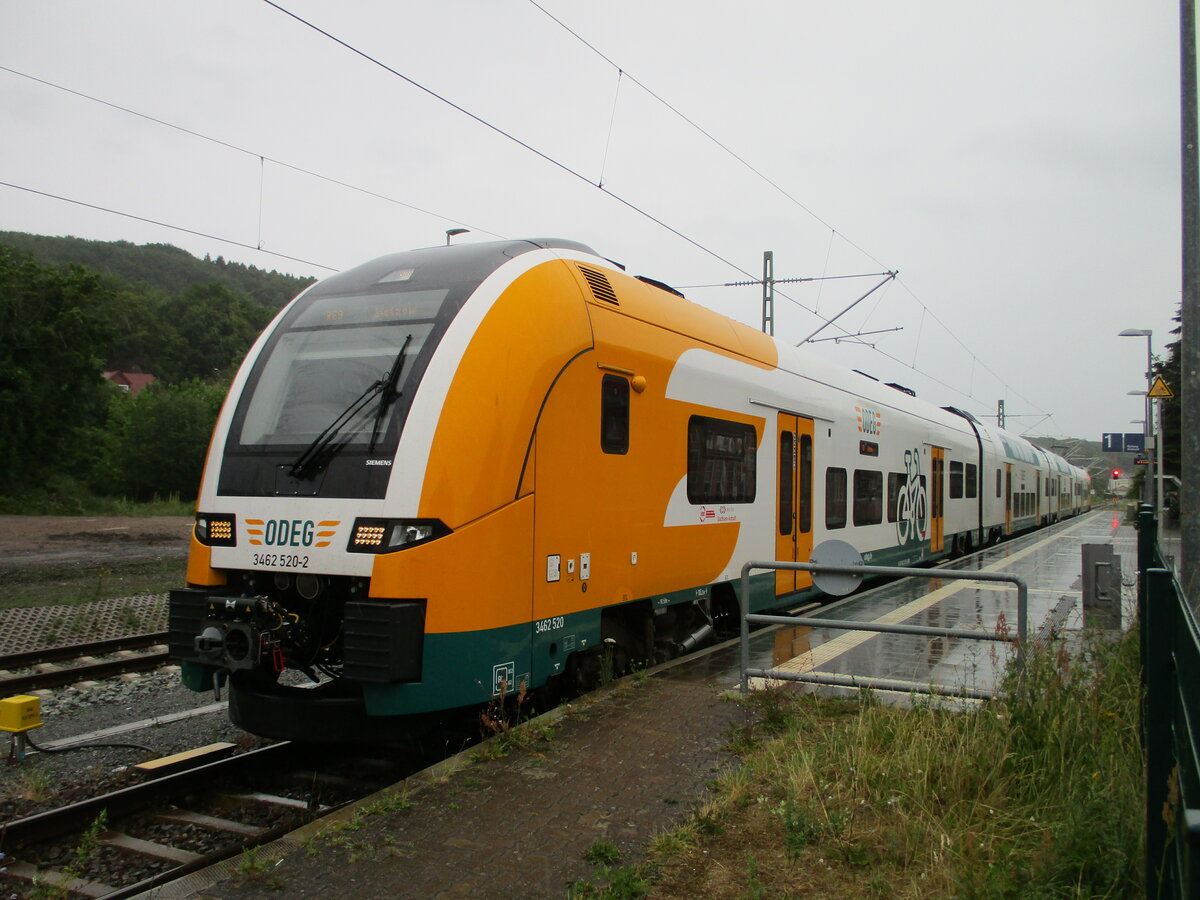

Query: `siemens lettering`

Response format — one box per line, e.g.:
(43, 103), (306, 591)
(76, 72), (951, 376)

(263, 519), (315, 547)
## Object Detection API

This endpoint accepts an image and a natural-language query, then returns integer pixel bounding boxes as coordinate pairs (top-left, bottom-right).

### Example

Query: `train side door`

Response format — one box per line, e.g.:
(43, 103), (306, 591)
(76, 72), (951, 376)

(930, 447), (945, 553)
(775, 413), (814, 596)
(1004, 464), (1014, 535)
(1036, 471), (1043, 524)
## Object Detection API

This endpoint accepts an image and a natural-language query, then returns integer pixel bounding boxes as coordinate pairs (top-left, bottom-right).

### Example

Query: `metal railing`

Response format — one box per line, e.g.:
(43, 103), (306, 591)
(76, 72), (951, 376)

(1138, 504), (1200, 899)
(739, 560), (1027, 701)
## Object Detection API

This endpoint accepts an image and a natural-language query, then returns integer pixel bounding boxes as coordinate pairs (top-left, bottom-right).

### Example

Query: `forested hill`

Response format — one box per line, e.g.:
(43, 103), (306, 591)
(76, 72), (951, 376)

(0, 234), (320, 502)
(0, 231), (315, 309)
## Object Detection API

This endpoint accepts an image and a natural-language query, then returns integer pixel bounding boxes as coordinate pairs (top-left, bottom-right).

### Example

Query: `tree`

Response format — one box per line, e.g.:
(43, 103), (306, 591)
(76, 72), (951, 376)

(1154, 306), (1181, 478)
(98, 380), (228, 500)
(158, 283), (273, 382)
(0, 247), (116, 493)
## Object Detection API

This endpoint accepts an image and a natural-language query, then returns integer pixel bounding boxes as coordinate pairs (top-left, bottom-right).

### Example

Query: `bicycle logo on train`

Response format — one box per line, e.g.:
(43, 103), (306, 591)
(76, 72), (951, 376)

(896, 447), (928, 545)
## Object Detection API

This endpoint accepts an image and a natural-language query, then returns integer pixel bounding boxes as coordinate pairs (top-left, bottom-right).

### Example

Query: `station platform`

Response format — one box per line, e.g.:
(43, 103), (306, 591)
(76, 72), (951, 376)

(147, 509), (1126, 900)
(729, 507), (1135, 703)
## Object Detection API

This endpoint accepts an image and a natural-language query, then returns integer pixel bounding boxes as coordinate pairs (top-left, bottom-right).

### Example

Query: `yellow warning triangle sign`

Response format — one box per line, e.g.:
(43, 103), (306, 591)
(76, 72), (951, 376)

(1148, 375), (1174, 399)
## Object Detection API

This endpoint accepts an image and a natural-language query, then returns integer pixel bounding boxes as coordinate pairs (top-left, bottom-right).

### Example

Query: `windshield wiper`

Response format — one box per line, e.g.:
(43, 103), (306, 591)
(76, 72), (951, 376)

(288, 334), (413, 480)
(369, 333), (412, 452)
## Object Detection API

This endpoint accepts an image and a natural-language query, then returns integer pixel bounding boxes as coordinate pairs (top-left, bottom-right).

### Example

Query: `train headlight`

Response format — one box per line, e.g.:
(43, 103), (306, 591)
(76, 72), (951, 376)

(348, 518), (450, 553)
(195, 513), (237, 547)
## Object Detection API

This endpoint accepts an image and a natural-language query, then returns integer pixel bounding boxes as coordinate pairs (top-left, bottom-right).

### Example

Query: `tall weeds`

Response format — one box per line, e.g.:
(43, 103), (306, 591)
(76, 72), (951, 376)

(651, 629), (1143, 899)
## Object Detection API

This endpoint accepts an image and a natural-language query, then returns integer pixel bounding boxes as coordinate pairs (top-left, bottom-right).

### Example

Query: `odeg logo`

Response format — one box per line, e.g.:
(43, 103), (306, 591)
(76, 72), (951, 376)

(260, 519), (315, 547)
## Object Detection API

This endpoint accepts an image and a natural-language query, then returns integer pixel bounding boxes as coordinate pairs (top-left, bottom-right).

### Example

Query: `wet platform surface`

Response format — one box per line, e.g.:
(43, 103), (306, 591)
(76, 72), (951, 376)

(669, 508), (1133, 703)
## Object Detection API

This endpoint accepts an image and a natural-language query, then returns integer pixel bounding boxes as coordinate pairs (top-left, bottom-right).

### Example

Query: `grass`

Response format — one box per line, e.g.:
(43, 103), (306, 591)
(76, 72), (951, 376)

(0, 483), (194, 517)
(471, 675), (558, 760)
(585, 841), (624, 866)
(2, 762), (56, 804)
(647, 627), (1144, 899)
(29, 811), (108, 900)
(236, 846), (285, 890)
(569, 841), (653, 900)
(0, 556), (182, 612)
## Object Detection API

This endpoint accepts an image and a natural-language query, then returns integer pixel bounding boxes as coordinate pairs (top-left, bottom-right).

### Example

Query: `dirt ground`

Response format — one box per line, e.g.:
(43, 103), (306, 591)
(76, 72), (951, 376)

(0, 514), (193, 571)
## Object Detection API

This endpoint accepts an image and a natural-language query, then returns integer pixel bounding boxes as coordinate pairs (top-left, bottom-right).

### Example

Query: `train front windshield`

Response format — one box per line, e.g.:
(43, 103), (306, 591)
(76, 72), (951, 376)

(227, 286), (452, 468)
(216, 240), (594, 498)
(235, 290), (446, 450)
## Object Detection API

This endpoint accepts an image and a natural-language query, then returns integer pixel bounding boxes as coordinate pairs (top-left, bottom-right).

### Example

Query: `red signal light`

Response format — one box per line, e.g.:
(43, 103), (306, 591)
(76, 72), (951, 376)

(1111, 469), (1121, 478)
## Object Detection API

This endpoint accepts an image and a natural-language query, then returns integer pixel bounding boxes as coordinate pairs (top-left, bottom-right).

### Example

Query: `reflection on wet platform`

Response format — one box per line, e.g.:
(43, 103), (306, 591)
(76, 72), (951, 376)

(668, 510), (1132, 706)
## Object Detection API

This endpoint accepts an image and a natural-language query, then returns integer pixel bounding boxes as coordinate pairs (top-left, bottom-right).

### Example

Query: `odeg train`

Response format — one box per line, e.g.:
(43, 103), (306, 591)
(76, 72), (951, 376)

(168, 238), (1091, 740)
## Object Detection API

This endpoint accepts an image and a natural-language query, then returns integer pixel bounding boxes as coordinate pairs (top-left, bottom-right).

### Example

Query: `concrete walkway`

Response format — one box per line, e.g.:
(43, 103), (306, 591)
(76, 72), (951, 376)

(141, 674), (748, 900)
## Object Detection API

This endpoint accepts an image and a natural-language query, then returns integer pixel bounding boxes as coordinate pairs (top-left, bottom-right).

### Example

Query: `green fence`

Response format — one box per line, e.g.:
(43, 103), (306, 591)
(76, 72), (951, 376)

(1139, 505), (1200, 897)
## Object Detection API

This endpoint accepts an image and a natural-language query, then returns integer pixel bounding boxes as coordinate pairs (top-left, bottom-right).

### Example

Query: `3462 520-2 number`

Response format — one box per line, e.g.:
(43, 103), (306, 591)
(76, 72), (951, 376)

(252, 553), (310, 569)
(535, 616), (565, 634)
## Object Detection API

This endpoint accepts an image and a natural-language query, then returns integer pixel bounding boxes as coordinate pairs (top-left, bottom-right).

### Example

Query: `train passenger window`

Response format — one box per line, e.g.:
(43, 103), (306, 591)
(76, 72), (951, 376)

(965, 463), (978, 498)
(949, 461), (964, 499)
(778, 431), (794, 535)
(826, 468), (847, 529)
(687, 416), (757, 504)
(600, 375), (629, 454)
(799, 434), (813, 534)
(996, 469), (1002, 498)
(853, 470), (883, 526)
(886, 473), (904, 522)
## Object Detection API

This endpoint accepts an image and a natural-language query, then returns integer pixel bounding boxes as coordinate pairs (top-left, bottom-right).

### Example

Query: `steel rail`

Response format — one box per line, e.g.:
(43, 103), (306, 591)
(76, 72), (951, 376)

(1, 742), (300, 846)
(0, 650), (171, 694)
(0, 632), (168, 670)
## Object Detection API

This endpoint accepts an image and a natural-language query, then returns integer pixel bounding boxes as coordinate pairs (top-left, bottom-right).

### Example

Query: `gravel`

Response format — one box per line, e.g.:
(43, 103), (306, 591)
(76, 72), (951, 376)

(1, 661), (270, 823)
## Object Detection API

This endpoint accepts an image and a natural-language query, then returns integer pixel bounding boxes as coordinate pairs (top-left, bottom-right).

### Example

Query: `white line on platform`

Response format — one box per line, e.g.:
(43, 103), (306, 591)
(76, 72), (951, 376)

(772, 514), (1101, 677)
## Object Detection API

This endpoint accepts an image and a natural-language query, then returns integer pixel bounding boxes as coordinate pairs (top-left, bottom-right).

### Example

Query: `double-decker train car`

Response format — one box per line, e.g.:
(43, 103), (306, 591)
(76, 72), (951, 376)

(168, 238), (1091, 741)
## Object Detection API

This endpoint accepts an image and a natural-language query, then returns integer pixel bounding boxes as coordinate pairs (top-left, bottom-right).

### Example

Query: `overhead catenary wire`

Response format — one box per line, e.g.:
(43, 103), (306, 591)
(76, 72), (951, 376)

(5, 12), (1060, 434)
(0, 64), (501, 242)
(260, 0), (752, 279)
(796, 272), (897, 346)
(0, 180), (339, 272)
(525, 0), (851, 244)
(598, 69), (624, 189)
(0, 58), (869, 346)
(522, 1), (1058, 430)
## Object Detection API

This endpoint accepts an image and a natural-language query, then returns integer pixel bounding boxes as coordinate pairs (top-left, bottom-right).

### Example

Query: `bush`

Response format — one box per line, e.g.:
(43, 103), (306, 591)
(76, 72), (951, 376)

(90, 380), (228, 501)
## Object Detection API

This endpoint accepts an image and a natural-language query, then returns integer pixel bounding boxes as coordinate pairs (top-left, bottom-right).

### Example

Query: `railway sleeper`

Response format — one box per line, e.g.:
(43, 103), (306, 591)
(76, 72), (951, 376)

(283, 767), (386, 796)
(101, 830), (204, 865)
(153, 808), (269, 839)
(3, 860), (114, 899)
(222, 790), (331, 814)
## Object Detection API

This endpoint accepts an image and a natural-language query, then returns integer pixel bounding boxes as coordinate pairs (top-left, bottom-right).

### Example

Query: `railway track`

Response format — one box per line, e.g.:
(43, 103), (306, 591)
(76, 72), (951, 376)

(0, 633), (170, 695)
(1, 738), (428, 898)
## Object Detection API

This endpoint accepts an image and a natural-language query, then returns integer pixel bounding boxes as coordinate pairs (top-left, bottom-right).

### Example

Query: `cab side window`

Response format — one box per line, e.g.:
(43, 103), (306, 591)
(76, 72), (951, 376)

(600, 374), (629, 454)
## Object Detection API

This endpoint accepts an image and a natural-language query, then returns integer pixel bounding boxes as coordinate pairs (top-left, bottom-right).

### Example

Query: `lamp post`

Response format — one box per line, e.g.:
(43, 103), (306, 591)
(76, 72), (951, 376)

(445, 228), (469, 245)
(1119, 328), (1156, 516)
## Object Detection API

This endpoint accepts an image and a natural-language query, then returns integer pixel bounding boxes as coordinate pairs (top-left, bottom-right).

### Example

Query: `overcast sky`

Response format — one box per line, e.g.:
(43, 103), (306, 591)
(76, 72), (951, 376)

(1, 1), (1188, 441)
